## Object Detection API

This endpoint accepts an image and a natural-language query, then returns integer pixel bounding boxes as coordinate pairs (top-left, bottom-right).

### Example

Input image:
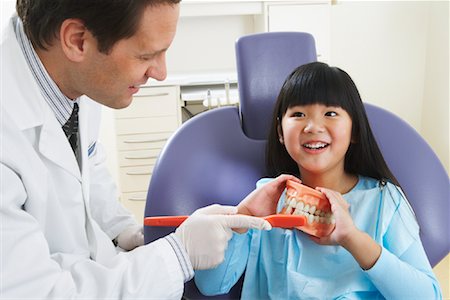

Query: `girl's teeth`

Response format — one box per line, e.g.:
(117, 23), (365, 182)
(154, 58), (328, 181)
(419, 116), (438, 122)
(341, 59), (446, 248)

(304, 143), (328, 149)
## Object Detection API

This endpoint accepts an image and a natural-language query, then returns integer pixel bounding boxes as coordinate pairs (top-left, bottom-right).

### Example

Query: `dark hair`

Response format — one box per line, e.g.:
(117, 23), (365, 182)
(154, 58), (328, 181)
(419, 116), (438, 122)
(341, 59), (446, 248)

(16, 0), (181, 53)
(267, 62), (400, 186)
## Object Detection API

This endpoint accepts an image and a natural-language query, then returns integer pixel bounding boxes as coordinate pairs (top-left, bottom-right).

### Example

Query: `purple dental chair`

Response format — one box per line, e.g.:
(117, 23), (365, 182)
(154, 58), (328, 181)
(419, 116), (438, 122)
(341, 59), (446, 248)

(144, 32), (449, 299)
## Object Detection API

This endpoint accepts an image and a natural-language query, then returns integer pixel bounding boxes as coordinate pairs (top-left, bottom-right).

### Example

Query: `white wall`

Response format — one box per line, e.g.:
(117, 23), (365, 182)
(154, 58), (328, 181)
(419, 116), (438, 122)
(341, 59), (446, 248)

(329, 1), (448, 171)
(166, 14), (256, 74)
(422, 1), (449, 171)
(330, 1), (428, 133)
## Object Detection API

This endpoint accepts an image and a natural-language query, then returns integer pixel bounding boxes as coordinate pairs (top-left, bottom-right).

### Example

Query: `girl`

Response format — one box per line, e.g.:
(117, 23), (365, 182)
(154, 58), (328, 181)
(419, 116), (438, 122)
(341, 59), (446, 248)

(195, 62), (442, 299)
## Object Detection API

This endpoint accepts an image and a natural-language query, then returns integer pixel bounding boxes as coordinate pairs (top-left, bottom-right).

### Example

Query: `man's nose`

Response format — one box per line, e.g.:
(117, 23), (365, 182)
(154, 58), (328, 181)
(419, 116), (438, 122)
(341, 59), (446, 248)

(146, 56), (167, 81)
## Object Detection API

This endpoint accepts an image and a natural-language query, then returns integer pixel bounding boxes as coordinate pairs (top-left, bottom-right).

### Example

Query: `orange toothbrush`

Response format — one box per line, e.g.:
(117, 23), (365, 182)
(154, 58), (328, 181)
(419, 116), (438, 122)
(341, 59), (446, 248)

(144, 214), (306, 229)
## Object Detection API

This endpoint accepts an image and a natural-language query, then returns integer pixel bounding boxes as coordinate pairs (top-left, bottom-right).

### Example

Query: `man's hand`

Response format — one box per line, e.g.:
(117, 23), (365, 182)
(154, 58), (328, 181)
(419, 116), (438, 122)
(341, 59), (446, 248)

(237, 174), (301, 217)
(174, 204), (271, 270)
(116, 225), (144, 251)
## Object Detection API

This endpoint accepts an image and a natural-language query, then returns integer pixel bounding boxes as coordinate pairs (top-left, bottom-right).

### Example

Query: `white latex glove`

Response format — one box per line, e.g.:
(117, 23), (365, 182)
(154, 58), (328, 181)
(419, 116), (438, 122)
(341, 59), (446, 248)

(174, 204), (272, 270)
(116, 225), (144, 251)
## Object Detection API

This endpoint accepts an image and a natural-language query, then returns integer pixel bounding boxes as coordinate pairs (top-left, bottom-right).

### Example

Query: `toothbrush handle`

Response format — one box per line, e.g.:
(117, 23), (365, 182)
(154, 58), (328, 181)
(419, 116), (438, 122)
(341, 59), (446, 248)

(144, 216), (188, 227)
(144, 214), (306, 228)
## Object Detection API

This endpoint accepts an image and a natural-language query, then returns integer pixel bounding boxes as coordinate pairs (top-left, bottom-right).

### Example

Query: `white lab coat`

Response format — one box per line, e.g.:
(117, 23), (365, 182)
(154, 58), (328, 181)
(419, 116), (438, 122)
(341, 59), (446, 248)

(0, 17), (185, 298)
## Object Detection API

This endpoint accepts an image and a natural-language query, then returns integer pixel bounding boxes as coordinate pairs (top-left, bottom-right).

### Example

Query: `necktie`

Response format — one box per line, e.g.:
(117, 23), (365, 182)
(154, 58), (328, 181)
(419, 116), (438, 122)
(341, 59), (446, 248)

(62, 103), (79, 154)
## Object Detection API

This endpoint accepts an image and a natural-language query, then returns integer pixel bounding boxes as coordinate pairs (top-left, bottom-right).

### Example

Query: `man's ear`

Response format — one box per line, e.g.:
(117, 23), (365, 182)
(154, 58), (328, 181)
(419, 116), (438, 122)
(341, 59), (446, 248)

(59, 19), (90, 62)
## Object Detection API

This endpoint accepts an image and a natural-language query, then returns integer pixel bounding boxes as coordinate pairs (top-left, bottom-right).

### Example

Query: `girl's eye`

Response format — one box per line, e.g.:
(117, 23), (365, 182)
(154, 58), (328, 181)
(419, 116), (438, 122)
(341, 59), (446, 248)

(292, 112), (305, 118)
(325, 111), (337, 117)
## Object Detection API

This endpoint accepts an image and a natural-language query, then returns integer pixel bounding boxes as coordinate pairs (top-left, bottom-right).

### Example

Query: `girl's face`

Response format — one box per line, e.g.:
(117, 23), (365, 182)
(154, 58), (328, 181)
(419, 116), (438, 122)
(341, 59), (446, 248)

(279, 103), (353, 178)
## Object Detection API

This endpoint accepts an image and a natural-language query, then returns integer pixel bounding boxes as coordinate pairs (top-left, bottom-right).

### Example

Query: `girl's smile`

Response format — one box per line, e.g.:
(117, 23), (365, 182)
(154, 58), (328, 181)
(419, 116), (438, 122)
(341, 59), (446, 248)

(302, 140), (330, 153)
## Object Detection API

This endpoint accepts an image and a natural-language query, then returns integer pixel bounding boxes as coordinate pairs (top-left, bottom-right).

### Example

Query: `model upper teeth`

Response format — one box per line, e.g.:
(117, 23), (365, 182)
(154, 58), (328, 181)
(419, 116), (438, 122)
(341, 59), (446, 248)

(304, 142), (328, 149)
(283, 192), (334, 224)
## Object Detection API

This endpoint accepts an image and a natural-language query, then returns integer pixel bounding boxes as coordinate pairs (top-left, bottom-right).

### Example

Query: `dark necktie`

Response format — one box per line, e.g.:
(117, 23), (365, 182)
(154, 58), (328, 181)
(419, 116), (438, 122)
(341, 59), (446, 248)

(62, 103), (79, 154)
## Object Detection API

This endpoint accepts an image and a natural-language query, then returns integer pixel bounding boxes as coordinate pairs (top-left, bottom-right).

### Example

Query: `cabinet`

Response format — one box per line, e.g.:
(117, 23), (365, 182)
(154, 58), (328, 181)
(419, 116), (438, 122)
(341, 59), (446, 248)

(114, 86), (181, 221)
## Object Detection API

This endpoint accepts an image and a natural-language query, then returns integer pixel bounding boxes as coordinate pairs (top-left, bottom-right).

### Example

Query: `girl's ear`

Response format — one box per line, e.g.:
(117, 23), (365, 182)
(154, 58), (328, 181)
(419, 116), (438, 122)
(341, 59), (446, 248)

(277, 123), (284, 144)
(349, 125), (358, 144)
(351, 132), (358, 144)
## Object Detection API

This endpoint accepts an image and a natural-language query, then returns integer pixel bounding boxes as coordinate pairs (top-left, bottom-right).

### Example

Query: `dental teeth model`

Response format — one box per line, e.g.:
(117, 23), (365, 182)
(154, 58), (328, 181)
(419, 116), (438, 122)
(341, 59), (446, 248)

(281, 180), (336, 237)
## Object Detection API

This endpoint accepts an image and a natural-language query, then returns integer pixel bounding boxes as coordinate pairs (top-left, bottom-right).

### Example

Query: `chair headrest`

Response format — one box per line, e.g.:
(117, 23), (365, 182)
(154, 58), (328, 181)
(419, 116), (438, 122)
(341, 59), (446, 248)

(236, 32), (317, 140)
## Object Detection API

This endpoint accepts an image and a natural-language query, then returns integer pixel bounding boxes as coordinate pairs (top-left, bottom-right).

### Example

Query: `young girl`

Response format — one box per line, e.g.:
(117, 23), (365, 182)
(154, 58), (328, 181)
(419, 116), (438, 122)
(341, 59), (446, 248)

(194, 62), (442, 299)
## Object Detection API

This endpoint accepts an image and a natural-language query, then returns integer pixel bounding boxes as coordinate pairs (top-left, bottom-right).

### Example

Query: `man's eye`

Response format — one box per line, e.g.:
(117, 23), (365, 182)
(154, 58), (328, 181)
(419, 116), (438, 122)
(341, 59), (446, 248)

(325, 111), (337, 117)
(139, 54), (156, 61)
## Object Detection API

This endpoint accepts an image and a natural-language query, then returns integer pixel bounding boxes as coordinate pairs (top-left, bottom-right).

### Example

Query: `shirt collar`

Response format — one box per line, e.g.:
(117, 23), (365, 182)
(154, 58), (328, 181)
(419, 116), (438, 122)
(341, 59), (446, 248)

(13, 16), (79, 126)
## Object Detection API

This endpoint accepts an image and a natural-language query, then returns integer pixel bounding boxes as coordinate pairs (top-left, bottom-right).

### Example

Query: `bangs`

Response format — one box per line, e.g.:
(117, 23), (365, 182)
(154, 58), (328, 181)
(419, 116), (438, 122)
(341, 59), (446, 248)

(277, 63), (353, 118)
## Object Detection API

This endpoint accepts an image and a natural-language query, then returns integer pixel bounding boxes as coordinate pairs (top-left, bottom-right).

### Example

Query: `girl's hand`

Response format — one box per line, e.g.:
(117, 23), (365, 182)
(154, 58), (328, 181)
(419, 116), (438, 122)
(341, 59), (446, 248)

(309, 187), (358, 246)
(237, 174), (301, 217)
(310, 187), (382, 270)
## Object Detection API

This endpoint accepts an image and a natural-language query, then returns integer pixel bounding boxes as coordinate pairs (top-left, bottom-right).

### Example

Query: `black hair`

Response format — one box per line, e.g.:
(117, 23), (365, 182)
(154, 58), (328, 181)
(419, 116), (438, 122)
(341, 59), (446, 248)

(16, 0), (181, 54)
(266, 62), (400, 186)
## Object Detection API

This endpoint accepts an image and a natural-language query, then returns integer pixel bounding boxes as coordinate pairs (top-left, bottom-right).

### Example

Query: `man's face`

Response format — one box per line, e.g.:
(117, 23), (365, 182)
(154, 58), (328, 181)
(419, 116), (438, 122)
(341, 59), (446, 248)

(77, 4), (179, 108)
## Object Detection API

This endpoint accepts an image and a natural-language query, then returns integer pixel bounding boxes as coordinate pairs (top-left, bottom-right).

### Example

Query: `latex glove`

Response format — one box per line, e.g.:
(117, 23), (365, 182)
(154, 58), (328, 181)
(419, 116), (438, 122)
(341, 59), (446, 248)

(116, 225), (144, 251)
(174, 204), (271, 270)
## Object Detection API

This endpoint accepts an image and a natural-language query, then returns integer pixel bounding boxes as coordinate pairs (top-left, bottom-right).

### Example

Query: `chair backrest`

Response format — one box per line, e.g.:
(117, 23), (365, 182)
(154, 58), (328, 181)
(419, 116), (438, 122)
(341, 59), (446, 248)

(364, 103), (449, 267)
(236, 32), (317, 140)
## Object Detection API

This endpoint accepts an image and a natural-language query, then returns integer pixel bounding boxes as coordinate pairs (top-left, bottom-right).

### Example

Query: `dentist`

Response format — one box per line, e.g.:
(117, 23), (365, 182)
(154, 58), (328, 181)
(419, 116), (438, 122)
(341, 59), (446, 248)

(0, 0), (297, 298)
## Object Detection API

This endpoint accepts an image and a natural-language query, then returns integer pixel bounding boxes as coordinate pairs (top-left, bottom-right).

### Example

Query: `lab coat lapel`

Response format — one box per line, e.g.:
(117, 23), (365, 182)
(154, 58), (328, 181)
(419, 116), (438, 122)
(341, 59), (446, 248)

(38, 108), (82, 181)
